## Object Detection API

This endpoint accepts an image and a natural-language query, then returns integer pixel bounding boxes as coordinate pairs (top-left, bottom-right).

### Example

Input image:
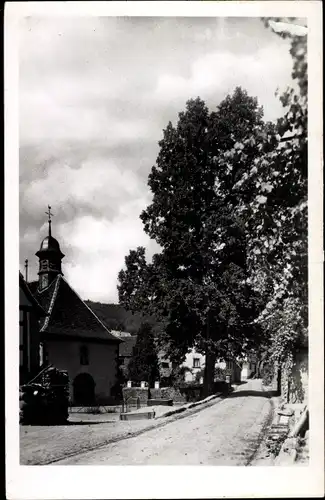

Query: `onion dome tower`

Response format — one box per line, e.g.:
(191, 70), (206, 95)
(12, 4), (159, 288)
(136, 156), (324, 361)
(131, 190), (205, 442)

(36, 206), (65, 291)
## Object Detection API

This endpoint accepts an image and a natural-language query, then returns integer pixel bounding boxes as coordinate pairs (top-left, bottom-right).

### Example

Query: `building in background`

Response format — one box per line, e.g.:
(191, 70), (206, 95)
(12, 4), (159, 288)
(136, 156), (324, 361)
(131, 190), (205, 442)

(19, 272), (47, 384)
(240, 355), (258, 381)
(114, 330), (137, 378)
(181, 348), (242, 384)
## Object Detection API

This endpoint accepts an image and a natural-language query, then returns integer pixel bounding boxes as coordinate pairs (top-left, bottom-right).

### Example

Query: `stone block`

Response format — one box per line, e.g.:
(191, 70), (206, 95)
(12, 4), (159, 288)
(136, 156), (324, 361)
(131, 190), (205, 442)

(277, 408), (294, 417)
(279, 415), (290, 425)
(120, 411), (155, 421)
(147, 399), (173, 406)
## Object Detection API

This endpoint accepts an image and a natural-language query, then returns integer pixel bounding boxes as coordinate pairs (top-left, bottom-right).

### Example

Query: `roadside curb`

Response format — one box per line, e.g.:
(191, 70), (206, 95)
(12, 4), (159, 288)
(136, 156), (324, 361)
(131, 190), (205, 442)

(157, 391), (224, 419)
(254, 386), (301, 466)
(67, 390), (228, 424)
(275, 436), (299, 465)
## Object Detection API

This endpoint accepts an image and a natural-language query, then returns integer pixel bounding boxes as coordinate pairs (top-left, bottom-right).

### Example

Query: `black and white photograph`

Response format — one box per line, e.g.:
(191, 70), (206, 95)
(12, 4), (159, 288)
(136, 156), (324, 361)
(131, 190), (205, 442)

(5, 1), (323, 499)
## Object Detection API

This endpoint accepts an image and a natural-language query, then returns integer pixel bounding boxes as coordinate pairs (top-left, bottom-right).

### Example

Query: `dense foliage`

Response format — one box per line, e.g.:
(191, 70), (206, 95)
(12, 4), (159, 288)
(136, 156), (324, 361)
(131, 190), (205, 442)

(127, 322), (160, 386)
(117, 19), (308, 397)
(248, 19), (308, 376)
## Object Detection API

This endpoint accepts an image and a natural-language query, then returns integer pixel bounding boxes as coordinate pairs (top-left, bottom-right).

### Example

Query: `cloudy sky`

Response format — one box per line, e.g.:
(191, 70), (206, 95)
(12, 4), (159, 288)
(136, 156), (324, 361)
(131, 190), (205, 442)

(19, 16), (294, 303)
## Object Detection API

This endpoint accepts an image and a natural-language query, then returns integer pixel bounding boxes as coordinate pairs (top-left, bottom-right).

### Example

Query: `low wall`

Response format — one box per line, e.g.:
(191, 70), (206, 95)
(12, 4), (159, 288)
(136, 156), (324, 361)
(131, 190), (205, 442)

(123, 381), (230, 406)
(122, 387), (187, 406)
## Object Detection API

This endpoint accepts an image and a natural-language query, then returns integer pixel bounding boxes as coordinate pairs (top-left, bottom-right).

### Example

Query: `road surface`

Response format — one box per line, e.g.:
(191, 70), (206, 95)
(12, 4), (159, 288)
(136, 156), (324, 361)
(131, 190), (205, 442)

(56, 379), (273, 465)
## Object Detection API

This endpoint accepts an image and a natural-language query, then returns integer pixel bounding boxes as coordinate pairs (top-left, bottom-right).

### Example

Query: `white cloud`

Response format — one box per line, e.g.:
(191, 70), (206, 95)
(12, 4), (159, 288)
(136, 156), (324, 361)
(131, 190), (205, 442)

(19, 17), (296, 302)
(21, 158), (146, 215)
(155, 44), (292, 122)
(58, 208), (159, 302)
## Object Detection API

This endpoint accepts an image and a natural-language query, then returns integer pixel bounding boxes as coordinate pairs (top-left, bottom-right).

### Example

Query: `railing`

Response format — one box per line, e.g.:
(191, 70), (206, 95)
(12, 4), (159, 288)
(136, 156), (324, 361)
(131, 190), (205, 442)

(122, 396), (141, 413)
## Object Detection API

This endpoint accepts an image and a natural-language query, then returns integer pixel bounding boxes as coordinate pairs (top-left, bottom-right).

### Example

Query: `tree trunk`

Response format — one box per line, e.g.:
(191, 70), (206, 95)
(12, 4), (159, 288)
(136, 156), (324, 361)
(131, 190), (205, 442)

(147, 370), (151, 400)
(277, 365), (282, 396)
(203, 350), (216, 397)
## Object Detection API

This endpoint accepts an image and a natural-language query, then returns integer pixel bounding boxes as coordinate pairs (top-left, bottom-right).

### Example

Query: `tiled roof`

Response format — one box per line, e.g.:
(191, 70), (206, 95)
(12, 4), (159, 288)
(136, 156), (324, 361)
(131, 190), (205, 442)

(19, 273), (47, 316)
(28, 280), (39, 295)
(34, 275), (121, 343)
(119, 335), (137, 357)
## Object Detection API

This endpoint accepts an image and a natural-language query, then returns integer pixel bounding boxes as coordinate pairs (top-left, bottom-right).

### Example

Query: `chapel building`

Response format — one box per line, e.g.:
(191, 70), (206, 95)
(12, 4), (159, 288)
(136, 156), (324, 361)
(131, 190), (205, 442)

(26, 209), (122, 405)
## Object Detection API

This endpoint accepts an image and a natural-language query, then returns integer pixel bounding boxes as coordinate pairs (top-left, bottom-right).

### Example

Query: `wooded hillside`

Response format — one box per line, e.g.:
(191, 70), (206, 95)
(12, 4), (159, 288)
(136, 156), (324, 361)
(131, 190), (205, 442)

(85, 301), (155, 335)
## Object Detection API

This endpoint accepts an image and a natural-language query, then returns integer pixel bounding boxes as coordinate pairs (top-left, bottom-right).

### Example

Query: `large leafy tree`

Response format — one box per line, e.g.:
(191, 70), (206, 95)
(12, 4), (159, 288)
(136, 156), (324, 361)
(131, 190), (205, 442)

(118, 90), (268, 396)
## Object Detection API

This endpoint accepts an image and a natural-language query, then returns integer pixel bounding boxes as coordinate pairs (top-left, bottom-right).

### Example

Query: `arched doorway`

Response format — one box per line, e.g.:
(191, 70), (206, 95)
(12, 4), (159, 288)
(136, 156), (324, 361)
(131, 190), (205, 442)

(73, 373), (95, 405)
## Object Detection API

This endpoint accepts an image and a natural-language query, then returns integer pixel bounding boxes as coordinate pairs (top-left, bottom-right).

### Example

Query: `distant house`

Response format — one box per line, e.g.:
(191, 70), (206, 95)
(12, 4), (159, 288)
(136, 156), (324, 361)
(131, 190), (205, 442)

(19, 272), (47, 384)
(240, 354), (258, 381)
(157, 351), (176, 382)
(181, 348), (242, 384)
(24, 213), (122, 405)
(182, 348), (203, 382)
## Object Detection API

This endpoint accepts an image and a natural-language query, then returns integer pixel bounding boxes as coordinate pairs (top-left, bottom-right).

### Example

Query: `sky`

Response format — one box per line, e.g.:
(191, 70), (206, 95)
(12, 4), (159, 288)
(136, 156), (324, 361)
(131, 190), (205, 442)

(19, 16), (294, 303)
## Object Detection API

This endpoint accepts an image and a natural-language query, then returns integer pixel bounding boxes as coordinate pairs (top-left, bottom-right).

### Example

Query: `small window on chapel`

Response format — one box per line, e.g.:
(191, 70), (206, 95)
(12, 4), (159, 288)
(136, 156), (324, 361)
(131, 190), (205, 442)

(80, 345), (89, 365)
(40, 275), (48, 290)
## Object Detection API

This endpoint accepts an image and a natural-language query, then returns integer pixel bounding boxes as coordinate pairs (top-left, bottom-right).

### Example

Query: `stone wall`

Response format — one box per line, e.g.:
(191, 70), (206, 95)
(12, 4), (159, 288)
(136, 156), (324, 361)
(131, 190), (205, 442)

(123, 380), (230, 406)
(122, 386), (188, 406)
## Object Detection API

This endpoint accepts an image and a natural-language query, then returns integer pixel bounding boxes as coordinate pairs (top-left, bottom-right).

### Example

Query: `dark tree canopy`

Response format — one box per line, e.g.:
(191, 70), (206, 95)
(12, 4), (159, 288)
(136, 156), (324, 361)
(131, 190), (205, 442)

(118, 88), (268, 396)
(127, 322), (160, 385)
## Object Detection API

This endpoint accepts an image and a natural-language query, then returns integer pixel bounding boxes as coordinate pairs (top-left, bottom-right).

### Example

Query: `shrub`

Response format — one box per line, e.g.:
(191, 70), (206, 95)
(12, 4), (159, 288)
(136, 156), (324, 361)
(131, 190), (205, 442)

(260, 361), (275, 386)
(85, 406), (102, 414)
(214, 367), (227, 381)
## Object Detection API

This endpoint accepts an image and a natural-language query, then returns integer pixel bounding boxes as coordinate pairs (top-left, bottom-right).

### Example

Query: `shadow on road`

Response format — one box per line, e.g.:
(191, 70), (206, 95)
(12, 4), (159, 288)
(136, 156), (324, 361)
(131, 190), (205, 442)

(229, 389), (278, 399)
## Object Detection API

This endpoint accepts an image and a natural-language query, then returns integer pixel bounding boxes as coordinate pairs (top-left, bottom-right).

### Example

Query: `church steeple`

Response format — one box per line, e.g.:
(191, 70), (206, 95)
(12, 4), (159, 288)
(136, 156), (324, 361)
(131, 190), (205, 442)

(46, 205), (53, 237)
(36, 206), (65, 291)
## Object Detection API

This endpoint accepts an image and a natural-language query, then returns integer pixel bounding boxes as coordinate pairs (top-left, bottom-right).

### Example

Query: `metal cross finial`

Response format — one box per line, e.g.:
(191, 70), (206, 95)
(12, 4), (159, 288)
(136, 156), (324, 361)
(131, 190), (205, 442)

(45, 205), (53, 222)
(24, 259), (28, 282)
(45, 205), (54, 236)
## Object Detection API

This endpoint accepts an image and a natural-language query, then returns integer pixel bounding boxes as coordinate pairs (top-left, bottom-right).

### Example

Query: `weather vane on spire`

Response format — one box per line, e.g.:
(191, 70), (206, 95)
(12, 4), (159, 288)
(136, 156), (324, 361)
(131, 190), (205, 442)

(45, 205), (54, 237)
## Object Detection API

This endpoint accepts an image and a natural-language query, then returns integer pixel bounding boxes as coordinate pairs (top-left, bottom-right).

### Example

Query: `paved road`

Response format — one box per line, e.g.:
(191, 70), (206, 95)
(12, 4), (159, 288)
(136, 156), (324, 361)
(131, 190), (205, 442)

(56, 380), (273, 465)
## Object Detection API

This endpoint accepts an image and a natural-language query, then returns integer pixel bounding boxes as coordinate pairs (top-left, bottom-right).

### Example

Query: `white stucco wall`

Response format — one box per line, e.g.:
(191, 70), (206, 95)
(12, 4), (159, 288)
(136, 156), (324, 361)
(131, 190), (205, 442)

(241, 361), (256, 380)
(46, 339), (118, 402)
(182, 348), (205, 382)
